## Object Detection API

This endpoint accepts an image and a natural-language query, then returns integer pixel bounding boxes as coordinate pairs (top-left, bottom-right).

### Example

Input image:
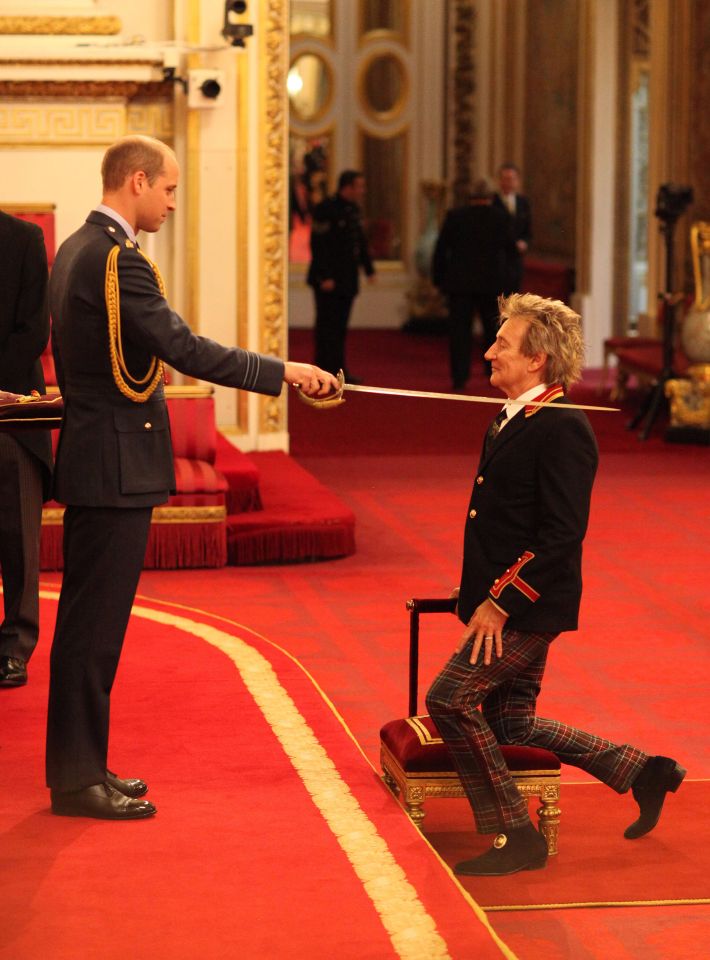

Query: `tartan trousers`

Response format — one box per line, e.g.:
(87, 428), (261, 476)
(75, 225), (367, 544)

(425, 628), (648, 834)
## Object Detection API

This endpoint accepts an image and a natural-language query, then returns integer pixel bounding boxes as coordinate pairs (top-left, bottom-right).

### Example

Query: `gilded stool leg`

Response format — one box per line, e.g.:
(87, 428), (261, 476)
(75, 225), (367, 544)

(382, 768), (399, 797)
(404, 785), (426, 828)
(536, 783), (561, 856)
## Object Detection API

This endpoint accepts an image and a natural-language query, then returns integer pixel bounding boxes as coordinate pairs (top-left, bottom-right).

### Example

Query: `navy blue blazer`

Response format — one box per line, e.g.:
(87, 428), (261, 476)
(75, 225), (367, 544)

(458, 391), (599, 633)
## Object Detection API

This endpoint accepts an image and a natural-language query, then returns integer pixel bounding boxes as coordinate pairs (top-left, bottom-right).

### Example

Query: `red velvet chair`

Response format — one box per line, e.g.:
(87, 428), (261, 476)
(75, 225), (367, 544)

(380, 715), (561, 854)
(41, 387), (237, 570)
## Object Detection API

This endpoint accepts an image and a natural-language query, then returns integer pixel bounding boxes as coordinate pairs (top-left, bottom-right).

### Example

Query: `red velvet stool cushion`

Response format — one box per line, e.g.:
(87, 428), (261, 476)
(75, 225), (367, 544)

(380, 715), (560, 773)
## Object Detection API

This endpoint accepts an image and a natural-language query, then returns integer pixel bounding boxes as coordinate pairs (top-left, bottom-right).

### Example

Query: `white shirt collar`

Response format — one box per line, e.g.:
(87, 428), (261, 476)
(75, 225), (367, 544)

(502, 383), (550, 423)
(95, 204), (138, 244)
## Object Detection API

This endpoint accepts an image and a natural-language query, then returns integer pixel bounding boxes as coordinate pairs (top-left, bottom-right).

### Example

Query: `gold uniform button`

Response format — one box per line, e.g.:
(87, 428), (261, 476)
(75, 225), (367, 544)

(494, 578), (500, 584)
(476, 475), (484, 485)
(469, 509), (477, 519)
(144, 422), (152, 430)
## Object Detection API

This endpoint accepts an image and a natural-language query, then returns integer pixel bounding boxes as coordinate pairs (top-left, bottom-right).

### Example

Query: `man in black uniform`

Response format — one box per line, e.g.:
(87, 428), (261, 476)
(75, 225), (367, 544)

(307, 170), (375, 378)
(46, 135), (337, 820)
(0, 210), (52, 687)
(492, 163), (532, 294)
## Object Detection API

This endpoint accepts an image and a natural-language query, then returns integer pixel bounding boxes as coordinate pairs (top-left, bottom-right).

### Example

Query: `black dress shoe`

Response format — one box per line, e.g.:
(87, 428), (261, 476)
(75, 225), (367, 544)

(51, 782), (156, 820)
(624, 755), (686, 840)
(106, 770), (148, 798)
(455, 822), (548, 876)
(0, 656), (27, 687)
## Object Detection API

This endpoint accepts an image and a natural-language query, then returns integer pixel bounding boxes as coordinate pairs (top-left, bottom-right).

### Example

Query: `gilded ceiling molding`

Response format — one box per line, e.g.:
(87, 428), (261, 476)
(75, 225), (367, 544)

(451, 0), (475, 207)
(0, 16), (121, 35)
(0, 80), (173, 99)
(259, 0), (288, 434)
(0, 103), (125, 144)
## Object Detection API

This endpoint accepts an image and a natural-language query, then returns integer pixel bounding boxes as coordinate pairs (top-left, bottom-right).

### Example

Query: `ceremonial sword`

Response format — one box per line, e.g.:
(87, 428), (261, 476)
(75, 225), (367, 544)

(295, 370), (619, 413)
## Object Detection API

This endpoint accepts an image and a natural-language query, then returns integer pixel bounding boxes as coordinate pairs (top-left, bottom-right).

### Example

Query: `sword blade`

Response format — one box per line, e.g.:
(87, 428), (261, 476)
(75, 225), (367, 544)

(343, 383), (619, 413)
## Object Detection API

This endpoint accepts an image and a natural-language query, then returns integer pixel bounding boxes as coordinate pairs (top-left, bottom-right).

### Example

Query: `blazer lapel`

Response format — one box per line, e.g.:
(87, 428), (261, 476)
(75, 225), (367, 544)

(478, 411), (527, 469)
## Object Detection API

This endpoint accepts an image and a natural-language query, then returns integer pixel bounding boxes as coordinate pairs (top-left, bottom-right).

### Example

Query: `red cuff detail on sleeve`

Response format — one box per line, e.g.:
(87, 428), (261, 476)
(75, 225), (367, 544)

(490, 550), (540, 603)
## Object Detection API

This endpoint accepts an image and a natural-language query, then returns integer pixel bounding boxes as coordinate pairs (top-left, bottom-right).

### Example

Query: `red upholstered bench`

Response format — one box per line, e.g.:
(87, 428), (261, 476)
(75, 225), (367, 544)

(379, 599), (562, 854)
(381, 715), (562, 854)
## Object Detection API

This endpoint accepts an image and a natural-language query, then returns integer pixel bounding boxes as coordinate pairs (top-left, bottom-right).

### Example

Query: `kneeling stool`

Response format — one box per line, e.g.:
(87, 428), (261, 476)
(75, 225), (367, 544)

(380, 599), (562, 855)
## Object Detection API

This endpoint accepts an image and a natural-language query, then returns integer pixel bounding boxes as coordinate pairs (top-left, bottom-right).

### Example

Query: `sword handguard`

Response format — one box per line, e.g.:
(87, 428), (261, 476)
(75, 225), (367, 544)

(294, 369), (346, 409)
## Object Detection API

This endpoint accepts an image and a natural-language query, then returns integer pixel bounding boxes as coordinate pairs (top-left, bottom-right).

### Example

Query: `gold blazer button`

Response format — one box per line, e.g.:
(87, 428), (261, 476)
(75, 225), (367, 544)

(476, 476), (484, 485)
(144, 422), (152, 430)
(469, 509), (477, 519)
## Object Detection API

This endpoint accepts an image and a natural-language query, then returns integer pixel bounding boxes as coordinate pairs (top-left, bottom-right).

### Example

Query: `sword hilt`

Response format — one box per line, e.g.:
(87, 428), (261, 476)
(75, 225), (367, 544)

(293, 368), (346, 409)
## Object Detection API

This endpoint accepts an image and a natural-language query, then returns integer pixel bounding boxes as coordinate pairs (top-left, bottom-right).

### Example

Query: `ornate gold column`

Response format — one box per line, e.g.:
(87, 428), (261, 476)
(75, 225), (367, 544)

(258, 0), (289, 437)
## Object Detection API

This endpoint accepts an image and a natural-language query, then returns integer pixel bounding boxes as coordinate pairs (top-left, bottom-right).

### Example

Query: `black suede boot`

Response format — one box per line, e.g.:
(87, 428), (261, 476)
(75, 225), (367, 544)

(455, 822), (548, 876)
(625, 755), (686, 840)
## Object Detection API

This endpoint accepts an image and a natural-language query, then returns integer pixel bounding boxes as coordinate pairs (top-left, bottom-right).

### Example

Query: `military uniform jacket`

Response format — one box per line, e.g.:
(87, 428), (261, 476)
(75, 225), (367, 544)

(306, 194), (374, 297)
(0, 210), (53, 497)
(50, 211), (284, 508)
(458, 389), (599, 633)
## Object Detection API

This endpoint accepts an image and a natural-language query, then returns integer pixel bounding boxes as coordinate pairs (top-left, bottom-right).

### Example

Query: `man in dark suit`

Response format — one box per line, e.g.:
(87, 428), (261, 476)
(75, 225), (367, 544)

(47, 135), (337, 820)
(493, 163), (532, 294)
(432, 178), (515, 389)
(426, 293), (685, 875)
(0, 211), (52, 688)
(307, 169), (375, 379)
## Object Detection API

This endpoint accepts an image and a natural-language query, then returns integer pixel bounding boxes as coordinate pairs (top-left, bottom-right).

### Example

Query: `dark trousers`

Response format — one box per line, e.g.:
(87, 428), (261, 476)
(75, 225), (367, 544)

(46, 505), (152, 792)
(313, 289), (355, 375)
(447, 292), (500, 387)
(426, 628), (648, 834)
(0, 434), (43, 663)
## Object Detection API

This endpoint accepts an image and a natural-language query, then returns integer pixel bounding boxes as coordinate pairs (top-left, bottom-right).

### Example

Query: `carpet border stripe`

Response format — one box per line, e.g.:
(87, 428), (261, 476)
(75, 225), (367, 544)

(38, 587), (514, 960)
(123, 591), (519, 960)
(484, 898), (710, 913)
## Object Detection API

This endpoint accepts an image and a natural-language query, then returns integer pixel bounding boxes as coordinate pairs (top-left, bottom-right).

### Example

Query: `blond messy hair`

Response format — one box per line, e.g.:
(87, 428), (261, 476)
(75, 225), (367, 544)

(101, 135), (175, 192)
(498, 292), (585, 390)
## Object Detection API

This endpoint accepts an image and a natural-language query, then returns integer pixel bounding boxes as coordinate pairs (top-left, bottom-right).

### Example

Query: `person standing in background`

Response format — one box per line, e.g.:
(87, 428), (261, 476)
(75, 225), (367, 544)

(432, 178), (515, 389)
(493, 163), (532, 294)
(307, 170), (375, 381)
(0, 210), (52, 688)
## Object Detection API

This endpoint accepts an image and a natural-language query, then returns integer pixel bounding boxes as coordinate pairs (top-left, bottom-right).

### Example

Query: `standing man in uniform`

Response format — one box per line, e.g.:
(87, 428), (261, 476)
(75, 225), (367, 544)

(0, 210), (52, 688)
(47, 135), (338, 820)
(426, 293), (685, 875)
(493, 163), (532, 294)
(307, 169), (375, 380)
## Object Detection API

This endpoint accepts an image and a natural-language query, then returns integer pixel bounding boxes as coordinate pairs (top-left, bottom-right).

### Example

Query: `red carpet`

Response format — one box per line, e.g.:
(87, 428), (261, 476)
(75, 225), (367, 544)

(2, 329), (708, 959)
(0, 590), (511, 960)
(421, 783), (710, 910)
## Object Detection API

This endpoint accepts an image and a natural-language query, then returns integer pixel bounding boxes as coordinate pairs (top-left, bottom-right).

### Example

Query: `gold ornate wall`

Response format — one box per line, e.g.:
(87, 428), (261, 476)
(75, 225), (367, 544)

(523, 0), (579, 262)
(259, 0), (289, 435)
